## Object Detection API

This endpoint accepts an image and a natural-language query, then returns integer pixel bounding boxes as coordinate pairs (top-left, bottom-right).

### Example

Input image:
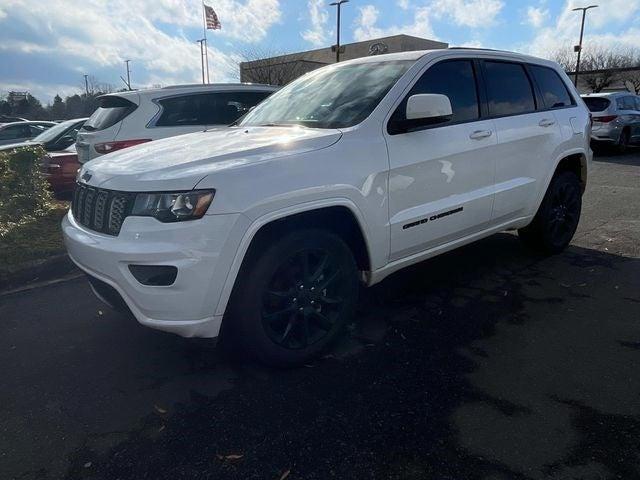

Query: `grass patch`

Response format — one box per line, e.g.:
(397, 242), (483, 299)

(0, 200), (69, 280)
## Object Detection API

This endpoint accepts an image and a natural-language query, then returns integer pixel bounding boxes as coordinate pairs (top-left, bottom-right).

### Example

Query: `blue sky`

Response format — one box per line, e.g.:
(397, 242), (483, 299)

(1, 0), (638, 103)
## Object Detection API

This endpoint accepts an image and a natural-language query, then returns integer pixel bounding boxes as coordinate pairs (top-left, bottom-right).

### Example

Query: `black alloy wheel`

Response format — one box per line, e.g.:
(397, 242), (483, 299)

(261, 248), (348, 350)
(518, 171), (582, 254)
(227, 229), (359, 366)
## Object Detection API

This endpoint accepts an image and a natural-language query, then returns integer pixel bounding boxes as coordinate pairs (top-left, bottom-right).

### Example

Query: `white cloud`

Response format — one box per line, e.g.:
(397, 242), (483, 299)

(0, 0), (282, 99)
(431, 0), (504, 28)
(525, 0), (640, 58)
(397, 0), (410, 9)
(525, 6), (548, 28)
(354, 4), (436, 41)
(301, 0), (331, 47)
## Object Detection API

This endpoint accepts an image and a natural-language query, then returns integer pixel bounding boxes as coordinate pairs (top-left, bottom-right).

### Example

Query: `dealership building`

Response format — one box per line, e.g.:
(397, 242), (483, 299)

(239, 34), (449, 85)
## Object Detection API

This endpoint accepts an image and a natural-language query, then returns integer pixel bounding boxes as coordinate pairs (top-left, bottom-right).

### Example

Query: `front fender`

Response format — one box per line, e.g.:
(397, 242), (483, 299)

(212, 198), (374, 317)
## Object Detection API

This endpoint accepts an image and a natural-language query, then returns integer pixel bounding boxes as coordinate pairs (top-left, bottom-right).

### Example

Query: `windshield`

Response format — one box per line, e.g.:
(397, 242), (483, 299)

(239, 60), (414, 129)
(33, 119), (81, 143)
(583, 97), (611, 112)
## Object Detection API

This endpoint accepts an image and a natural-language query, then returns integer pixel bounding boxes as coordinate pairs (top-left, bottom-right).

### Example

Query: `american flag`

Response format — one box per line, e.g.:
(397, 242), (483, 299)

(204, 4), (221, 30)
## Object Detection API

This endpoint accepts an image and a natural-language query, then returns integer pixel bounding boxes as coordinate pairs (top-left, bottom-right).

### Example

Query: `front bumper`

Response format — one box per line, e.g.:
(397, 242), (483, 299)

(62, 210), (245, 338)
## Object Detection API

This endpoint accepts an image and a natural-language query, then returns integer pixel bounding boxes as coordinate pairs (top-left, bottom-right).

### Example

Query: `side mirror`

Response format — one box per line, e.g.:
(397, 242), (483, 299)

(389, 94), (453, 135)
(57, 135), (75, 148)
(406, 94), (452, 122)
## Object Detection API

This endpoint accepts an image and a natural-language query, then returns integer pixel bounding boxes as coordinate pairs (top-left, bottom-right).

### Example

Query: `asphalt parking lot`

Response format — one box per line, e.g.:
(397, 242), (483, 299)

(1, 151), (639, 480)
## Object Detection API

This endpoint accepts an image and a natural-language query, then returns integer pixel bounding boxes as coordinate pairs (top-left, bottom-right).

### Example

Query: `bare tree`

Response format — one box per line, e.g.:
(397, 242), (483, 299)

(551, 45), (576, 72)
(79, 75), (115, 97)
(579, 45), (625, 92)
(236, 47), (327, 86)
(618, 48), (640, 94)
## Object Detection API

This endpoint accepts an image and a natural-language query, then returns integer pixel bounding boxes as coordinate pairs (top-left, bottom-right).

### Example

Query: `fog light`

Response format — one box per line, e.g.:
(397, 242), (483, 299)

(128, 265), (178, 286)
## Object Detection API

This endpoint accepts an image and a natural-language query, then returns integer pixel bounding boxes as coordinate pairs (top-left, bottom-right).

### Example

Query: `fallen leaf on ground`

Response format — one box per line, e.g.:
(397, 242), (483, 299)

(84, 462), (92, 468)
(279, 469), (291, 480)
(217, 454), (244, 461)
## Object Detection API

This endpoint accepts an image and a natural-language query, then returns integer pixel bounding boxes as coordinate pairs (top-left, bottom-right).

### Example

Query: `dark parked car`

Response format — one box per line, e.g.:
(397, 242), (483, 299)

(41, 146), (81, 198)
(0, 121), (57, 146)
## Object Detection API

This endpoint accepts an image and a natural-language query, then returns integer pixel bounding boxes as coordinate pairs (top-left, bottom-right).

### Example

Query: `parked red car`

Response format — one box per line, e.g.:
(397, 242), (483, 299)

(41, 147), (81, 198)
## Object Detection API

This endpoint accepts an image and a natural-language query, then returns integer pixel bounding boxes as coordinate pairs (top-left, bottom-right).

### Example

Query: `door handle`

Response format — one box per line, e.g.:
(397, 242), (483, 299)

(539, 118), (556, 127)
(469, 130), (493, 140)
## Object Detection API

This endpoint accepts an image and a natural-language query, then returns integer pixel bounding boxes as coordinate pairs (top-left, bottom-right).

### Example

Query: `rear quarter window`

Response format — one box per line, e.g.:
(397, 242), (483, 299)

(529, 65), (574, 109)
(582, 97), (611, 112)
(155, 91), (272, 127)
(83, 96), (137, 131)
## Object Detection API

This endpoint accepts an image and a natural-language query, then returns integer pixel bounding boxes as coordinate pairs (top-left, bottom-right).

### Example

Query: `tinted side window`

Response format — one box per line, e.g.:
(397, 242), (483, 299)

(391, 60), (480, 128)
(635, 97), (640, 111)
(156, 91), (272, 127)
(530, 65), (573, 109)
(0, 125), (24, 140)
(617, 96), (636, 110)
(484, 61), (536, 116)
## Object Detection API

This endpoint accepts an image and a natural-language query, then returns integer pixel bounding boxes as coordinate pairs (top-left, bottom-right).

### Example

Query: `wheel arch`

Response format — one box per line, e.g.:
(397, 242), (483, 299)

(214, 200), (373, 318)
(554, 152), (589, 194)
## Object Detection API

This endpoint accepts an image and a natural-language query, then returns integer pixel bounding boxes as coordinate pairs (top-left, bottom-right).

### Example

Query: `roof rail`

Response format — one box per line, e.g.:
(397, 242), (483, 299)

(160, 82), (275, 89)
(447, 47), (514, 53)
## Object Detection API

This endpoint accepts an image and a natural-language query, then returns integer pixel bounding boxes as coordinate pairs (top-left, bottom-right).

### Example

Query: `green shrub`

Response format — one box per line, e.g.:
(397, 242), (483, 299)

(0, 145), (53, 236)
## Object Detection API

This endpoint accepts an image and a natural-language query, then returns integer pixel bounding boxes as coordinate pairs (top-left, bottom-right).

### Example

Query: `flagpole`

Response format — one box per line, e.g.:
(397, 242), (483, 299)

(202, 1), (210, 83)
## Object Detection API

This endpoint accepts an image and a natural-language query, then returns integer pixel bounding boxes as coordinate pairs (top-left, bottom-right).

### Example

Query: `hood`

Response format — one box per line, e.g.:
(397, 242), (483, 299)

(80, 126), (342, 191)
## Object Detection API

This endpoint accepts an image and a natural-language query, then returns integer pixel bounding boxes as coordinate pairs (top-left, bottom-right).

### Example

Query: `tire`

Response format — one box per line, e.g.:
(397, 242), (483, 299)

(518, 171), (582, 255)
(227, 228), (359, 366)
(617, 128), (630, 154)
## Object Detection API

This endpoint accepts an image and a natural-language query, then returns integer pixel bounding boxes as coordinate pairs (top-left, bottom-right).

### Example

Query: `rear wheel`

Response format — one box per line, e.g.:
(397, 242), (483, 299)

(227, 229), (359, 366)
(617, 128), (631, 153)
(518, 171), (582, 255)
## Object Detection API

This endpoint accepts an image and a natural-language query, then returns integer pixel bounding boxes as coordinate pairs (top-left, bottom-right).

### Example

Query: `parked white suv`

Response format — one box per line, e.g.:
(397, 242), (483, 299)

(63, 49), (591, 365)
(75, 83), (277, 163)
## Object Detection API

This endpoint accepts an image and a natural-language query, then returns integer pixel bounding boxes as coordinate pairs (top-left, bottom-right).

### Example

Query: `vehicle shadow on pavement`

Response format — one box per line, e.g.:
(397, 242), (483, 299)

(59, 233), (640, 480)
(592, 147), (639, 166)
(5, 234), (639, 480)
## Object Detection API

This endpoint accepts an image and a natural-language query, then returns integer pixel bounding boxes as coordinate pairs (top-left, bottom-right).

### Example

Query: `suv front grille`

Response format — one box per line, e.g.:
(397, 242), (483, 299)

(72, 184), (135, 236)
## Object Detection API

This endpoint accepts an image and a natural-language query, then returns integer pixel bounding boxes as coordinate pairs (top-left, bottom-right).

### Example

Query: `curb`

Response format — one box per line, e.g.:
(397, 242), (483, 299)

(0, 254), (79, 293)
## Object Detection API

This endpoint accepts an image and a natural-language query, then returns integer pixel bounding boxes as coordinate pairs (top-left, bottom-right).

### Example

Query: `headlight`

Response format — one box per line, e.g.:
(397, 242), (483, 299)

(131, 190), (215, 222)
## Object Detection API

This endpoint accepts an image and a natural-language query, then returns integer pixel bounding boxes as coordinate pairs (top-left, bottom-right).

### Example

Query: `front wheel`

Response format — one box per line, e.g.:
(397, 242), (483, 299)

(227, 229), (359, 366)
(518, 171), (582, 255)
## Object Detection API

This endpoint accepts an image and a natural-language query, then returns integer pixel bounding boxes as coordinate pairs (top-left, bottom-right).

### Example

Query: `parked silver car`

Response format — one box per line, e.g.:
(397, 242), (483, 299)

(582, 92), (640, 151)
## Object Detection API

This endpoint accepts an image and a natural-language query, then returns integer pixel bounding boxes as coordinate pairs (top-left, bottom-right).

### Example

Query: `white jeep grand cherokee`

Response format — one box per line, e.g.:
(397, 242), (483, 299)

(63, 49), (591, 365)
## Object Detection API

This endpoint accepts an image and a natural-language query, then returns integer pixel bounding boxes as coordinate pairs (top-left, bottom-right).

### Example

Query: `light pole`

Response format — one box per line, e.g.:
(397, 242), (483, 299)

(120, 60), (132, 90)
(572, 5), (598, 87)
(196, 39), (206, 84)
(330, 0), (349, 63)
(125, 59), (132, 90)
